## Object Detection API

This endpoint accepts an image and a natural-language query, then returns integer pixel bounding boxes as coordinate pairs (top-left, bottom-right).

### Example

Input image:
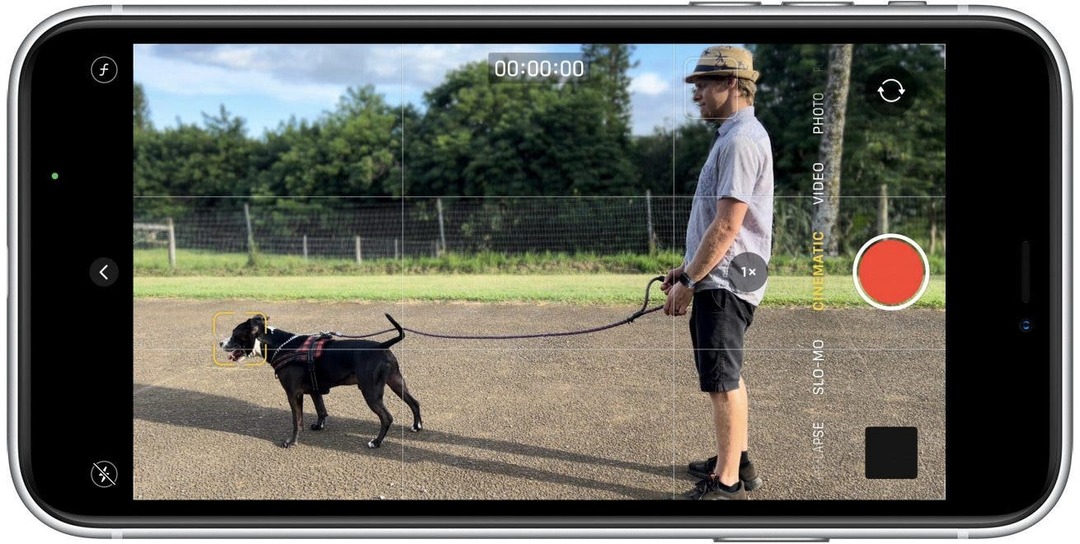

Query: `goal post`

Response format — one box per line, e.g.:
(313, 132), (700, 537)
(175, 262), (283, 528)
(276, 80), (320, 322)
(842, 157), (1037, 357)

(133, 218), (176, 269)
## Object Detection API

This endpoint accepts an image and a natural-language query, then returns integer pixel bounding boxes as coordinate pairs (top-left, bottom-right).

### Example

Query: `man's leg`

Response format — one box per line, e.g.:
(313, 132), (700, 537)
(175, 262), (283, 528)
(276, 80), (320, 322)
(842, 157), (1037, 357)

(738, 378), (748, 453)
(709, 377), (748, 487)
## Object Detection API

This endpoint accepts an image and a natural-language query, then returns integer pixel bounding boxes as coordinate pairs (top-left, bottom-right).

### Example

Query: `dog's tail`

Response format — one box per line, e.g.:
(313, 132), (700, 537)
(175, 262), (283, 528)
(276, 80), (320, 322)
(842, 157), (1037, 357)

(379, 313), (405, 349)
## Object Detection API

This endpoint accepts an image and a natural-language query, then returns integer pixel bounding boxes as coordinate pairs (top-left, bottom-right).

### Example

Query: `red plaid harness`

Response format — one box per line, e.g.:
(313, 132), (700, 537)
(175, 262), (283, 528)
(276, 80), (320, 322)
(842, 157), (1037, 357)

(269, 334), (333, 393)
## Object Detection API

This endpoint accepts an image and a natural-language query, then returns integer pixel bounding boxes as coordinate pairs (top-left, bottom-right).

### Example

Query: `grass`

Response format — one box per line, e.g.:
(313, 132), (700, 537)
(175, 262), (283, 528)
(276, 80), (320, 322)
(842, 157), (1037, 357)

(134, 249), (685, 276)
(134, 248), (946, 277)
(134, 274), (945, 309)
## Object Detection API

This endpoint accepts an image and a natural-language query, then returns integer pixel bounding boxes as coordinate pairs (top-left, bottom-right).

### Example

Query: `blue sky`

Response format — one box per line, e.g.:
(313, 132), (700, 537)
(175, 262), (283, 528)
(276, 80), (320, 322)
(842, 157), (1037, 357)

(134, 43), (722, 137)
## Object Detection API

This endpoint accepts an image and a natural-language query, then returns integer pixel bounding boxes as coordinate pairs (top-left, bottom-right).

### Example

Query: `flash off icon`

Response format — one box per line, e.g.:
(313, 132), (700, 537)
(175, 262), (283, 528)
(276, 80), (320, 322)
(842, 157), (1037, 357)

(90, 460), (118, 488)
(90, 56), (117, 84)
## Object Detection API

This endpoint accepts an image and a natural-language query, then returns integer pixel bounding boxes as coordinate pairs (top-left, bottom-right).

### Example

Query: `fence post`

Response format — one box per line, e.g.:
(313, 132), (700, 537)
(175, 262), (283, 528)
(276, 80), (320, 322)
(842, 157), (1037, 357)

(166, 217), (176, 270)
(877, 184), (889, 234)
(355, 236), (363, 264)
(302, 235), (309, 261)
(436, 198), (447, 256)
(395, 238), (400, 260)
(645, 190), (656, 256)
(929, 200), (938, 255)
(244, 203), (257, 266)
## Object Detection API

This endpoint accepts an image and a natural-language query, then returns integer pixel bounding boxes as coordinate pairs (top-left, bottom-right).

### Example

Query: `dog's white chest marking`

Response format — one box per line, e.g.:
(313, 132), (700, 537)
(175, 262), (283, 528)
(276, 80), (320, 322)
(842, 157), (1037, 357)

(252, 338), (263, 358)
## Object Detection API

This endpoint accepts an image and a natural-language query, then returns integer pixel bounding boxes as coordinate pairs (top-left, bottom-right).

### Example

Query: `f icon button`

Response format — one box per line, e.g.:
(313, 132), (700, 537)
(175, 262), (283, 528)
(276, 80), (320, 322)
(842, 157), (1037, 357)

(91, 56), (117, 84)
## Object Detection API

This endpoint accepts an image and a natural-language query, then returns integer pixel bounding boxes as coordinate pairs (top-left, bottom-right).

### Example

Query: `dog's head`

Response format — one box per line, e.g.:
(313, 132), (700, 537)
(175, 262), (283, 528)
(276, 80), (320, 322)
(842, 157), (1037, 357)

(219, 314), (270, 362)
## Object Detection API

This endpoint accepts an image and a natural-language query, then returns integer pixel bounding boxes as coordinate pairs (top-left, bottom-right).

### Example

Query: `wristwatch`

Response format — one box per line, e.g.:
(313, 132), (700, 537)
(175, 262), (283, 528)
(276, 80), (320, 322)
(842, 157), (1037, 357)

(678, 272), (697, 289)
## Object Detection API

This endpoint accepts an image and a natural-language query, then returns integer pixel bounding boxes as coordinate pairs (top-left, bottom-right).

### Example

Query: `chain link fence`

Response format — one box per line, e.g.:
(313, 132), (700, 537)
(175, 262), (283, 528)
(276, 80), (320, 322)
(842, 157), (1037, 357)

(134, 193), (944, 263)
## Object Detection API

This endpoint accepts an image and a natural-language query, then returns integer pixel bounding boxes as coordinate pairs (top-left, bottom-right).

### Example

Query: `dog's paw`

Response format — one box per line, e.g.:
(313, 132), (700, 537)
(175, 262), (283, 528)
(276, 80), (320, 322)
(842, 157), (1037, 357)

(310, 422), (325, 431)
(411, 422), (422, 432)
(281, 439), (297, 448)
(367, 440), (380, 449)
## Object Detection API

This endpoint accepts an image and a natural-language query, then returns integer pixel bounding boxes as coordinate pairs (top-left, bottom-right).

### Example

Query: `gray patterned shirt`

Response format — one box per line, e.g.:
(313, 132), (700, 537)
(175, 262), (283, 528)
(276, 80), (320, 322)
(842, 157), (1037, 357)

(683, 106), (774, 306)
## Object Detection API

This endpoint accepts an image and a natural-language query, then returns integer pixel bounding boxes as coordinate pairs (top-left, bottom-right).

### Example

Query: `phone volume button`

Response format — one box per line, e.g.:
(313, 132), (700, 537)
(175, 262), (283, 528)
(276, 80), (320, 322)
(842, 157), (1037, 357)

(688, 1), (763, 5)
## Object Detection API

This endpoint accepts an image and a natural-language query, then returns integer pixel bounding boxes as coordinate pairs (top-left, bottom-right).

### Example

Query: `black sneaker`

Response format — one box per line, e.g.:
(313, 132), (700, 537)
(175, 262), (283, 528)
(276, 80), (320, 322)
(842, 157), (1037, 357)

(687, 455), (763, 491)
(675, 477), (747, 500)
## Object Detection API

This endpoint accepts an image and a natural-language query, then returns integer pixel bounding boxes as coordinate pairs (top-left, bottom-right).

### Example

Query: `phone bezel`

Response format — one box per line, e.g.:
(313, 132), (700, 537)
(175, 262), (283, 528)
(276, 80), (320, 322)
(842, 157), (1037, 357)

(7, 4), (1071, 539)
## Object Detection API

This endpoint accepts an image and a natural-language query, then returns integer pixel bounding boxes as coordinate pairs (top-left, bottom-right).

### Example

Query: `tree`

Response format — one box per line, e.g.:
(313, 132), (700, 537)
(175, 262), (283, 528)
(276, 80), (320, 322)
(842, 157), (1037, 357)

(580, 44), (636, 135)
(631, 122), (714, 196)
(577, 44), (638, 194)
(750, 43), (945, 255)
(266, 85), (399, 204)
(133, 82), (151, 133)
(751, 44), (830, 196)
(407, 59), (638, 197)
(134, 105), (257, 218)
(811, 44), (853, 256)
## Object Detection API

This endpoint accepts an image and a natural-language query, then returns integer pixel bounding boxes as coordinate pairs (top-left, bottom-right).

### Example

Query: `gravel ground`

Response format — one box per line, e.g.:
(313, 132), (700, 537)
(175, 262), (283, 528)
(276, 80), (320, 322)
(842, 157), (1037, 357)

(134, 300), (944, 500)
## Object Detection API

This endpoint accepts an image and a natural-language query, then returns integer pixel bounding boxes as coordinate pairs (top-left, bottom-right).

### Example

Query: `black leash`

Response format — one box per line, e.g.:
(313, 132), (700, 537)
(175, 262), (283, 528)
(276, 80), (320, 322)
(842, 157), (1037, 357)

(331, 275), (667, 341)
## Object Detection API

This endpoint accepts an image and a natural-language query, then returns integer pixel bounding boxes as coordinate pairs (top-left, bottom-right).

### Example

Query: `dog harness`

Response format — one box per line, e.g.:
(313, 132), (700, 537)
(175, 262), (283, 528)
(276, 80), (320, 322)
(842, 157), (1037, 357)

(269, 334), (333, 394)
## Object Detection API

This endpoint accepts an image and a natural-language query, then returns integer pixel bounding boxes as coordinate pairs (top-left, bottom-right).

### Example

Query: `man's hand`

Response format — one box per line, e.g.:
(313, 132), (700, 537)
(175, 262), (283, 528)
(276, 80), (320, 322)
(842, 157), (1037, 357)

(664, 282), (694, 317)
(661, 266), (684, 295)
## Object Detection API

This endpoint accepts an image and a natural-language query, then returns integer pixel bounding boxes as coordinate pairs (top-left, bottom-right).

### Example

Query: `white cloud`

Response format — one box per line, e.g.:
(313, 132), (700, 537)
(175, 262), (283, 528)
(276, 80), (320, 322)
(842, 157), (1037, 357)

(141, 44), (560, 92)
(134, 48), (345, 105)
(630, 72), (670, 96)
(133, 44), (685, 134)
(205, 46), (261, 71)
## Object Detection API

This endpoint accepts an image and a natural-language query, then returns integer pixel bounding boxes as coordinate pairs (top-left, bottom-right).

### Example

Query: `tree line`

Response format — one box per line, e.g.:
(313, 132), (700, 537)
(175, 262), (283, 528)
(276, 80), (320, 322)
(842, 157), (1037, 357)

(135, 43), (945, 254)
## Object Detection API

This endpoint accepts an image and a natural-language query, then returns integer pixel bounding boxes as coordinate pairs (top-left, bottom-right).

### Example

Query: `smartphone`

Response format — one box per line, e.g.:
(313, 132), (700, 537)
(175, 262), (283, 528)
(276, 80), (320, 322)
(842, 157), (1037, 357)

(7, 2), (1071, 539)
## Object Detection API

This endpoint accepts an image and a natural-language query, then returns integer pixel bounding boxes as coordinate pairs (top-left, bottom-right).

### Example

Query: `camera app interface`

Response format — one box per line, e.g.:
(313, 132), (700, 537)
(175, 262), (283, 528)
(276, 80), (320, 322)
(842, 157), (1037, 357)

(133, 42), (945, 500)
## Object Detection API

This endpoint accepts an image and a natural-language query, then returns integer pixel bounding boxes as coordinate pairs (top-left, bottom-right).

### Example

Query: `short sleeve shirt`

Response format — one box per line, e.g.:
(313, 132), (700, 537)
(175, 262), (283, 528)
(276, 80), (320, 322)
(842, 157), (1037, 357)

(683, 106), (774, 306)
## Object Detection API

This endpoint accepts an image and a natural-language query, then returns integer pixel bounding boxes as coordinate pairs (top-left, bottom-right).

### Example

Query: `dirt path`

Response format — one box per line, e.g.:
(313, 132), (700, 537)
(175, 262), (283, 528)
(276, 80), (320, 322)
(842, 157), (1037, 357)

(134, 300), (944, 500)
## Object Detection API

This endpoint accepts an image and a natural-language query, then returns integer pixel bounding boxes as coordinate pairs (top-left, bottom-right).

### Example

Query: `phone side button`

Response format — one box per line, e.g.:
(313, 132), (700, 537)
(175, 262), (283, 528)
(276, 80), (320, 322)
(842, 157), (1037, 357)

(888, 1), (929, 5)
(715, 539), (829, 543)
(688, 1), (763, 5)
(781, 1), (854, 6)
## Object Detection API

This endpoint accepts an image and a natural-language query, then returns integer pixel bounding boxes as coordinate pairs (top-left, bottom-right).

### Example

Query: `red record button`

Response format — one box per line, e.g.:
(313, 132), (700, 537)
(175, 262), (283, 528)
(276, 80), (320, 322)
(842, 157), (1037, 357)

(852, 234), (930, 310)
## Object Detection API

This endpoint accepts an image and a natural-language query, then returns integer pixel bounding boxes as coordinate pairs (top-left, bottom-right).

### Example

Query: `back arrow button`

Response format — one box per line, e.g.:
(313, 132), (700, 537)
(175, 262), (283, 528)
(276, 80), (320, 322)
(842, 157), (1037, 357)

(90, 257), (118, 287)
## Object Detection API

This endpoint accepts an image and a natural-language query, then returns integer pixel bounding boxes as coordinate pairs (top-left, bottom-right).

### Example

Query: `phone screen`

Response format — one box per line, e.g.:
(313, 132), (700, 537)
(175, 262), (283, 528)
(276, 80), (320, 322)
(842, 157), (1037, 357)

(130, 41), (945, 502)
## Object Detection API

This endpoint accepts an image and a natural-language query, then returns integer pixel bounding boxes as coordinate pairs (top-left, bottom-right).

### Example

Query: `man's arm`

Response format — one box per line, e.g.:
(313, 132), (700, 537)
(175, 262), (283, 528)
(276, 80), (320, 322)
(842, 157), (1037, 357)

(685, 197), (749, 283)
(663, 197), (748, 316)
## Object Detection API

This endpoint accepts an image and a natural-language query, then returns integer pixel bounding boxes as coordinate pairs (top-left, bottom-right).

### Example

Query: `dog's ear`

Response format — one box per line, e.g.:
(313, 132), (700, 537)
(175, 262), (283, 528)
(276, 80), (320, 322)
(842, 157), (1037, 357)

(249, 314), (267, 335)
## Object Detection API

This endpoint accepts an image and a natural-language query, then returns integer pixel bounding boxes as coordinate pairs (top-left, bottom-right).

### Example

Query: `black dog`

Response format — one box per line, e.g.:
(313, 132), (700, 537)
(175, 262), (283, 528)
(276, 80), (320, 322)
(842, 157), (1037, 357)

(220, 314), (421, 449)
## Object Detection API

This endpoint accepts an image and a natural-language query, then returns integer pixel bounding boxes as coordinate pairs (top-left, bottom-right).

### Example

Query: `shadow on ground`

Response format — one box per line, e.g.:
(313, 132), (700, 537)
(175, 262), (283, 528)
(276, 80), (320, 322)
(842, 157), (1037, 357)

(134, 383), (677, 498)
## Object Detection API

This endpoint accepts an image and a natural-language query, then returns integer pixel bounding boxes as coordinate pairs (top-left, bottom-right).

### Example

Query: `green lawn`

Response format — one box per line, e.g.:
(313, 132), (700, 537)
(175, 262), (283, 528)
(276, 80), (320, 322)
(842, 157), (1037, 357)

(133, 248), (946, 277)
(134, 274), (945, 309)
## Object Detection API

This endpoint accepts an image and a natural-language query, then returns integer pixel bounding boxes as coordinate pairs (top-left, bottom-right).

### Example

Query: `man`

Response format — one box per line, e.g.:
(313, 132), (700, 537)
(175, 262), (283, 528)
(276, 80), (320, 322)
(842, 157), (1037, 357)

(663, 46), (774, 500)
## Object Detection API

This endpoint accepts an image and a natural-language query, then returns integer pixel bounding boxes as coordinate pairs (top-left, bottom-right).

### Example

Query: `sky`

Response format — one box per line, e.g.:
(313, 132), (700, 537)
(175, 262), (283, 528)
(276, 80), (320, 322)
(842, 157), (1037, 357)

(134, 43), (722, 137)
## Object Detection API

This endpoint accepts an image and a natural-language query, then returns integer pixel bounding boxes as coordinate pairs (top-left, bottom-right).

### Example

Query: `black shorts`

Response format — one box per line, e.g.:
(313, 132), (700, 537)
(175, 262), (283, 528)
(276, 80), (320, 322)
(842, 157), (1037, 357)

(689, 288), (756, 392)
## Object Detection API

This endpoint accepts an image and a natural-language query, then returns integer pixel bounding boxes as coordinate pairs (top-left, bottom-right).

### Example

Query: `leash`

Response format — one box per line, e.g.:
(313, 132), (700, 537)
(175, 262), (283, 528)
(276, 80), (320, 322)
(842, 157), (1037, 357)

(331, 275), (667, 341)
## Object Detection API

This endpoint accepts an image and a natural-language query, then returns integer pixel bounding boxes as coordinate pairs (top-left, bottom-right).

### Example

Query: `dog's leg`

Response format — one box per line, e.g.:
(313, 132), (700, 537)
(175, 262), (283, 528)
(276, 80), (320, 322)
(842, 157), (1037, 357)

(387, 368), (422, 432)
(282, 391), (303, 448)
(310, 393), (328, 431)
(360, 385), (393, 449)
